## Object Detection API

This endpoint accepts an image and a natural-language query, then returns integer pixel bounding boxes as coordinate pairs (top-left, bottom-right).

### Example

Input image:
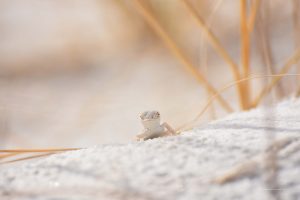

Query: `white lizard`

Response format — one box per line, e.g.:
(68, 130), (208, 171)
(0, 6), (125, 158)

(136, 111), (176, 141)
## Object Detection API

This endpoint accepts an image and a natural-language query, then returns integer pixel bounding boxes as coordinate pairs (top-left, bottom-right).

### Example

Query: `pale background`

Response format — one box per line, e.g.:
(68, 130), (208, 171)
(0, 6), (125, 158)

(0, 0), (297, 148)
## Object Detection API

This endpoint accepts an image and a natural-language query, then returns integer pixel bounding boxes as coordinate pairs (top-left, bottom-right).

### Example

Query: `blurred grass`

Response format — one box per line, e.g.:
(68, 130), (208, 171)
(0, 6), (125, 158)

(0, 0), (299, 149)
(0, 5), (300, 195)
(0, 3), (299, 197)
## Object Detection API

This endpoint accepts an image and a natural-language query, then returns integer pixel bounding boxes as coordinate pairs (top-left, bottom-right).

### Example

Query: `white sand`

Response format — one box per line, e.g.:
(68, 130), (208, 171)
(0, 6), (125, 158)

(0, 98), (299, 200)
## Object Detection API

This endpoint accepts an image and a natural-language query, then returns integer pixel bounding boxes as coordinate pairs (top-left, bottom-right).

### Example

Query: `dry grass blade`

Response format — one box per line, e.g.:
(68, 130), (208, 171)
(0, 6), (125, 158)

(214, 137), (295, 185)
(297, 88), (300, 97)
(0, 148), (81, 164)
(0, 148), (81, 153)
(0, 152), (56, 164)
(251, 49), (300, 107)
(181, 0), (245, 110)
(240, 0), (251, 109)
(132, 0), (233, 112)
(248, 0), (260, 33)
(255, 2), (284, 99)
(0, 152), (20, 160)
(200, 0), (224, 120)
(262, 94), (281, 200)
(176, 73), (300, 132)
(293, 0), (300, 94)
(213, 160), (258, 184)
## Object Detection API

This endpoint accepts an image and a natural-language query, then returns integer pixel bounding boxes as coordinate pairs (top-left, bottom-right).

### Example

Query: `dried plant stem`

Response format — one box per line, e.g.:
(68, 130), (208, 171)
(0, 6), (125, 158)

(0, 153), (56, 164)
(177, 73), (300, 132)
(0, 148), (81, 164)
(0, 148), (80, 153)
(240, 0), (251, 109)
(214, 137), (295, 185)
(255, 3), (284, 99)
(297, 88), (300, 97)
(0, 152), (20, 159)
(133, 0), (233, 112)
(248, 0), (260, 33)
(264, 135), (281, 200)
(258, 1), (285, 98)
(181, 0), (244, 110)
(293, 0), (300, 94)
(251, 49), (300, 107)
(262, 92), (281, 200)
(214, 160), (258, 184)
(201, 0), (223, 120)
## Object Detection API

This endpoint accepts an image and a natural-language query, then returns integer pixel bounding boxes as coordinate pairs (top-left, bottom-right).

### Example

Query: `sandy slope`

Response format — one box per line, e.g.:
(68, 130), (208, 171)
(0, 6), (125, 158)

(0, 98), (299, 200)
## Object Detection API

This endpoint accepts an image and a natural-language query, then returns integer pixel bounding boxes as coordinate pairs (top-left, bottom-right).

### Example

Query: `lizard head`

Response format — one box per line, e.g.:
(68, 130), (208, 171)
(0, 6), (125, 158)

(140, 111), (160, 120)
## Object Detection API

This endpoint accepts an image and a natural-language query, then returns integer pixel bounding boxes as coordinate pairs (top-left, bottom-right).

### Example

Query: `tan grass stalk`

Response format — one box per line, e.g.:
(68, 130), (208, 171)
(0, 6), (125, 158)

(214, 137), (294, 185)
(133, 0), (233, 112)
(251, 49), (300, 107)
(201, 0), (224, 120)
(240, 0), (251, 109)
(297, 88), (300, 97)
(0, 153), (56, 164)
(0, 152), (20, 159)
(177, 73), (300, 132)
(248, 0), (260, 33)
(293, 0), (300, 93)
(262, 87), (281, 200)
(255, 3), (284, 99)
(0, 148), (80, 153)
(181, 0), (244, 110)
(264, 131), (281, 199)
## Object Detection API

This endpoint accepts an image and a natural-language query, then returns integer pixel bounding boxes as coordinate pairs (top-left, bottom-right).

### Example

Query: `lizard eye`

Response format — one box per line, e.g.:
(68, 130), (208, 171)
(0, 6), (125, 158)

(140, 111), (148, 120)
(151, 111), (160, 119)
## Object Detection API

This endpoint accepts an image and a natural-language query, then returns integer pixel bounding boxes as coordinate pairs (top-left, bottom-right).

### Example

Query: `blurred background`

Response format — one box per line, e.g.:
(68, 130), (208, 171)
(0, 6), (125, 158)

(0, 0), (298, 148)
